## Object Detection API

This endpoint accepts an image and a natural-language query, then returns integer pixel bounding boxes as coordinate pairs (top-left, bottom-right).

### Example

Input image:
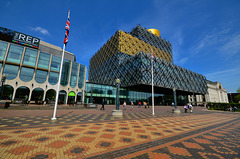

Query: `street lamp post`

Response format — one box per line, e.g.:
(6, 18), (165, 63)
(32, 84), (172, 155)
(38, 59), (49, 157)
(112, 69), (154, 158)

(116, 78), (120, 110)
(90, 84), (93, 104)
(0, 74), (7, 100)
(173, 88), (181, 113)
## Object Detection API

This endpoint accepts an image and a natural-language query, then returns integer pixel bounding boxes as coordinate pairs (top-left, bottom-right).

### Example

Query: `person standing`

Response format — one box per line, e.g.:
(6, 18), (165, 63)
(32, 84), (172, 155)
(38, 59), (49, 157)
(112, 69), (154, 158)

(189, 104), (193, 113)
(233, 106), (237, 112)
(100, 100), (105, 110)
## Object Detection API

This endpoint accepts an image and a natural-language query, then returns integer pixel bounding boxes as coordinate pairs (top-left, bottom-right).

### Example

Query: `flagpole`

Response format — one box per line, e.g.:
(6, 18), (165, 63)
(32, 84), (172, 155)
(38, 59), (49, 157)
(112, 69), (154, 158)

(151, 49), (155, 115)
(52, 10), (70, 120)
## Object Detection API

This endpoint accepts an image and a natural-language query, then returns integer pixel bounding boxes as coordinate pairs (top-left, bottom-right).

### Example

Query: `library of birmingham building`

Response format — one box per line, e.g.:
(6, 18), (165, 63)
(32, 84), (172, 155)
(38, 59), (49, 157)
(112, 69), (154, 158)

(0, 26), (86, 104)
(85, 25), (210, 105)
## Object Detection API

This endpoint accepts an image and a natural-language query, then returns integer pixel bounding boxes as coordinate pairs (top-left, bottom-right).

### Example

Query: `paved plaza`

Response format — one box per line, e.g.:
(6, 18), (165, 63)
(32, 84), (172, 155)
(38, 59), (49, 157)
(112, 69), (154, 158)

(0, 105), (239, 159)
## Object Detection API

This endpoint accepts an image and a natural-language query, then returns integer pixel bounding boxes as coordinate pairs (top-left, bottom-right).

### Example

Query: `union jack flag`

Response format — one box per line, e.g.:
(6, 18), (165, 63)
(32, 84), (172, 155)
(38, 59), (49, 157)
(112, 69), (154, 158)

(63, 11), (70, 45)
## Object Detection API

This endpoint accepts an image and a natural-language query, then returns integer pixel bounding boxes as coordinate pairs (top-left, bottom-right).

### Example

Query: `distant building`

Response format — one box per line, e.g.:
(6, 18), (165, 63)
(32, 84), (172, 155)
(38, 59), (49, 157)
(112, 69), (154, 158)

(0, 26), (87, 105)
(191, 80), (228, 105)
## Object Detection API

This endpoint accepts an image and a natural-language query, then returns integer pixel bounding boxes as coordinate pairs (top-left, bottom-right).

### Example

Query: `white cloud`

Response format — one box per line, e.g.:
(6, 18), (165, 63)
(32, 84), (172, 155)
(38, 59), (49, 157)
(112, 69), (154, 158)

(205, 68), (238, 78)
(31, 27), (49, 35)
(221, 33), (240, 56)
(177, 57), (188, 65)
(192, 28), (231, 55)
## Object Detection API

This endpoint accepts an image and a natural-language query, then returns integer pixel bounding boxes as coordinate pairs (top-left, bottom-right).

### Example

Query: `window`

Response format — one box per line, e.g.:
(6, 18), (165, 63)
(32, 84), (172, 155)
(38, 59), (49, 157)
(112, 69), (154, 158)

(37, 52), (50, 69)
(3, 64), (19, 80)
(70, 62), (79, 88)
(78, 64), (85, 89)
(60, 59), (70, 86)
(50, 55), (61, 71)
(49, 71), (59, 85)
(35, 69), (48, 83)
(20, 67), (34, 82)
(23, 48), (38, 66)
(0, 41), (8, 60)
(6, 44), (24, 63)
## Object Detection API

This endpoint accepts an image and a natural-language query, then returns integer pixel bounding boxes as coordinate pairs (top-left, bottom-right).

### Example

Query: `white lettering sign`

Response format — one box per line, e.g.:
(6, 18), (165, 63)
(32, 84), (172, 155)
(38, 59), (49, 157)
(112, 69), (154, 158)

(13, 31), (40, 48)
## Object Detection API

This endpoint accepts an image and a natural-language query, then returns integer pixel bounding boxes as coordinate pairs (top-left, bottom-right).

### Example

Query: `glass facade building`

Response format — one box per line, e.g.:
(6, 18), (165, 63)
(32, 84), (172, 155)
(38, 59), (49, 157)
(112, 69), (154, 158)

(0, 26), (86, 105)
(87, 25), (207, 105)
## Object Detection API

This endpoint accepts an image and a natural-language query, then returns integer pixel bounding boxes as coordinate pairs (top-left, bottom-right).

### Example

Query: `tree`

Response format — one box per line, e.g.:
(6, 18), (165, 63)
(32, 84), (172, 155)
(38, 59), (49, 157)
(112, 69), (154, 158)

(237, 87), (240, 93)
(234, 94), (240, 103)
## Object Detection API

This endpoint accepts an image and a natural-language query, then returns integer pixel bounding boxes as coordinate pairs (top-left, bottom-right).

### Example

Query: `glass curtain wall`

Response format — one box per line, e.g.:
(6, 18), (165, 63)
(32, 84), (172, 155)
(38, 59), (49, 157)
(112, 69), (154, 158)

(37, 52), (50, 69)
(0, 41), (8, 60)
(20, 67), (34, 82)
(85, 83), (165, 105)
(3, 64), (19, 80)
(60, 59), (71, 86)
(23, 48), (38, 66)
(78, 64), (85, 89)
(6, 44), (24, 63)
(49, 56), (61, 85)
(70, 62), (79, 88)
(35, 70), (48, 83)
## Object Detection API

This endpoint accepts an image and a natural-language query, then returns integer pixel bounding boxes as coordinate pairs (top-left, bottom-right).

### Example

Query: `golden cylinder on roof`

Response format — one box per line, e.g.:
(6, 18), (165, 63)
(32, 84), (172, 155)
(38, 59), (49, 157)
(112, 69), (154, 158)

(147, 29), (160, 37)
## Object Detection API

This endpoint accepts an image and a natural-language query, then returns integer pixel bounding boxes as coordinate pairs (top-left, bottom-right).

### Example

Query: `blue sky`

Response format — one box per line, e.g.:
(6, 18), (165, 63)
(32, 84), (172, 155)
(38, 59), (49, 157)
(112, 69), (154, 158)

(1, 0), (240, 93)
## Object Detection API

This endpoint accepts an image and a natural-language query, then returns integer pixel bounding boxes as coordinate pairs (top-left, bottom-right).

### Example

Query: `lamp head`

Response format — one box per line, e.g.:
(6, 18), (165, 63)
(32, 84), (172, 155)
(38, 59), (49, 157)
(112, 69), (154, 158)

(116, 79), (120, 83)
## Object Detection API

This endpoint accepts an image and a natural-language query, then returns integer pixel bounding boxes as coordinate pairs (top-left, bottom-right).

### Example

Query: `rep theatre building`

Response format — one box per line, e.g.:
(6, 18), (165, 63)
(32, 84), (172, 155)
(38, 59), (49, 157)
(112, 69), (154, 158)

(0, 26), (87, 105)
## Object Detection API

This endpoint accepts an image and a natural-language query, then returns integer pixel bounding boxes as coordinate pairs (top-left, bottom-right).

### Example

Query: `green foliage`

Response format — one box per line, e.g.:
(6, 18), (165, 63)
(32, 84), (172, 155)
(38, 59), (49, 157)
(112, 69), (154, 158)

(207, 102), (240, 111)
(237, 87), (240, 93)
(234, 94), (240, 103)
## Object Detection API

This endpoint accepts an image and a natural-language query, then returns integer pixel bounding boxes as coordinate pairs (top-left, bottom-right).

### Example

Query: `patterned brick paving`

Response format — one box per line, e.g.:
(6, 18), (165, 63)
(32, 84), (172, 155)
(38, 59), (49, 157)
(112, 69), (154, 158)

(0, 106), (239, 158)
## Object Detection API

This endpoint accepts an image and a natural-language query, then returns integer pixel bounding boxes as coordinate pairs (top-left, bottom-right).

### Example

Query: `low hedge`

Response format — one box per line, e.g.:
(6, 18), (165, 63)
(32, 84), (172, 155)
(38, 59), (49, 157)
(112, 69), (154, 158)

(207, 102), (240, 111)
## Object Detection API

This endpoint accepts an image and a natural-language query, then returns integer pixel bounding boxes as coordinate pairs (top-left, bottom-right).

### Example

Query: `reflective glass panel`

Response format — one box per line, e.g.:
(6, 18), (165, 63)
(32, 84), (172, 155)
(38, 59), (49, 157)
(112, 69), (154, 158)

(20, 67), (34, 82)
(49, 71), (59, 85)
(6, 44), (24, 63)
(50, 56), (61, 71)
(78, 65), (85, 89)
(0, 41), (8, 60)
(70, 62), (78, 88)
(3, 64), (19, 80)
(60, 59), (70, 86)
(37, 52), (50, 69)
(35, 69), (48, 83)
(0, 63), (2, 71)
(23, 48), (38, 66)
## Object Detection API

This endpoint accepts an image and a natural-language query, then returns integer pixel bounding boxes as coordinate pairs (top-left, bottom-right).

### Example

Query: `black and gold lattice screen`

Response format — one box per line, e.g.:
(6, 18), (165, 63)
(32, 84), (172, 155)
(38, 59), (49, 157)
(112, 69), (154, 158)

(89, 25), (207, 94)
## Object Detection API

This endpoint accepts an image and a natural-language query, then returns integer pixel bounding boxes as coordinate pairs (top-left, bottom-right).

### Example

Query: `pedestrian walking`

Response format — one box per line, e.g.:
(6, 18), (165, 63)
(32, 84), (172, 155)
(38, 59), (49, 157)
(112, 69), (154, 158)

(138, 102), (141, 108)
(144, 102), (147, 108)
(123, 101), (126, 110)
(131, 101), (134, 110)
(184, 104), (188, 113)
(100, 100), (105, 110)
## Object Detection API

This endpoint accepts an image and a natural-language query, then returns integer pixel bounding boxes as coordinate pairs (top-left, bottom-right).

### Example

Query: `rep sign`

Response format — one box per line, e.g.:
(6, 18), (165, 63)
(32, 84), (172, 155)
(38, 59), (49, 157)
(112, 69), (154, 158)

(12, 31), (40, 49)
